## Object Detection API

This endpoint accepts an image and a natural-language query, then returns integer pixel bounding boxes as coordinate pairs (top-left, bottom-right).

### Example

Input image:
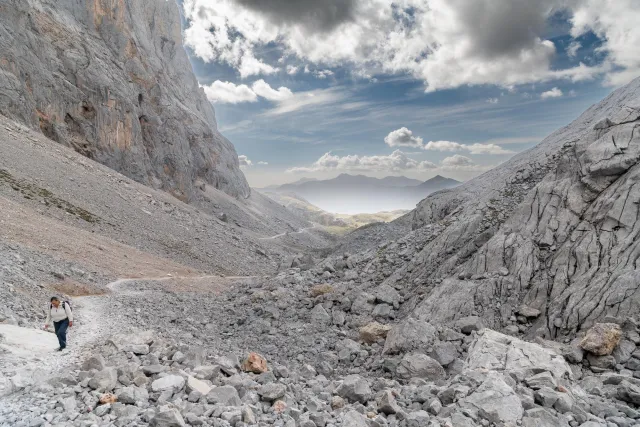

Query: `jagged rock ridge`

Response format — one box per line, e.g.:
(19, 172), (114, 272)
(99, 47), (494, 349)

(0, 0), (249, 200)
(355, 77), (640, 338)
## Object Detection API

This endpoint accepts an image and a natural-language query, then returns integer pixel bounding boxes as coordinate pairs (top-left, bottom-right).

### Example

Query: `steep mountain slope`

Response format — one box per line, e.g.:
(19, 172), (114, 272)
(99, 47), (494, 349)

(341, 76), (640, 339)
(0, 0), (249, 201)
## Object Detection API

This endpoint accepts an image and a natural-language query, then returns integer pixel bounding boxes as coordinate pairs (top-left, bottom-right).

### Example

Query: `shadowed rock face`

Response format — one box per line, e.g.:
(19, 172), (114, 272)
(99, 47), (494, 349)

(0, 0), (250, 201)
(371, 77), (640, 338)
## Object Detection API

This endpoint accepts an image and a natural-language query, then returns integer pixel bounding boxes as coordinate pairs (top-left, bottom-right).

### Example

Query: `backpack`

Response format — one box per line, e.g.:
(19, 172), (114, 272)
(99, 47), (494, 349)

(51, 300), (72, 313)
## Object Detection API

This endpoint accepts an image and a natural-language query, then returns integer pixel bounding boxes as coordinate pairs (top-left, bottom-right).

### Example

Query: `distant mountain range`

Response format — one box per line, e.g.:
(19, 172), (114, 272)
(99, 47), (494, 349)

(258, 174), (460, 214)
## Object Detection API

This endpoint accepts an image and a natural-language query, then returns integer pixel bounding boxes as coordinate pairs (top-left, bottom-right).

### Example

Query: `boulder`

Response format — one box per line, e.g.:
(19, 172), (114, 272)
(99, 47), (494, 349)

(310, 304), (331, 326)
(617, 381), (640, 405)
(117, 387), (149, 405)
(580, 323), (622, 356)
(374, 284), (401, 306)
(341, 410), (368, 427)
(259, 383), (287, 401)
(467, 329), (572, 381)
(241, 352), (268, 374)
(336, 375), (372, 403)
(88, 367), (118, 392)
(525, 372), (557, 390)
(82, 355), (106, 371)
(150, 409), (186, 427)
(376, 390), (401, 414)
(456, 316), (484, 334)
(396, 353), (446, 381)
(429, 341), (458, 366)
(359, 322), (392, 344)
(206, 385), (242, 407)
(406, 410), (430, 427)
(186, 376), (211, 395)
(461, 371), (523, 425)
(383, 317), (437, 355)
(518, 305), (541, 318)
(151, 375), (185, 393)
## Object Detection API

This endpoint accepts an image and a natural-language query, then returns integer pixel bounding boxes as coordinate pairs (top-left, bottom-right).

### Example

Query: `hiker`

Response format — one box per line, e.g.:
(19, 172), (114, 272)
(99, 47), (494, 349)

(44, 297), (73, 351)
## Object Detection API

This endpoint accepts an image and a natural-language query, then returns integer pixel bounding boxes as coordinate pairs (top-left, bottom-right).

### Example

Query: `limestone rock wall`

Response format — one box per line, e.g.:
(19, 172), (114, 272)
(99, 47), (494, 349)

(376, 77), (640, 337)
(0, 0), (250, 200)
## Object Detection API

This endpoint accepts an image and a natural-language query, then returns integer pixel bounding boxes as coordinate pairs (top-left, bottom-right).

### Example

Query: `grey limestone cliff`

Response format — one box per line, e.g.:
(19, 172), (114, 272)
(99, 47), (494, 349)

(0, 0), (250, 200)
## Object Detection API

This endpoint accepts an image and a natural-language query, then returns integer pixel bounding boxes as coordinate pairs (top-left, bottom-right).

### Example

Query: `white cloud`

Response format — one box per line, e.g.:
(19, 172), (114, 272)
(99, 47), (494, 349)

(570, 0), (640, 86)
(486, 98), (499, 104)
(286, 65), (299, 75)
(314, 69), (335, 79)
(262, 87), (347, 116)
(202, 81), (258, 104)
(287, 150), (437, 173)
(202, 80), (295, 104)
(540, 87), (564, 99)
(182, 0), (635, 91)
(238, 155), (253, 168)
(257, 161), (269, 165)
(251, 79), (293, 101)
(423, 140), (514, 155)
(384, 127), (424, 148)
(567, 41), (581, 58)
(441, 154), (474, 168)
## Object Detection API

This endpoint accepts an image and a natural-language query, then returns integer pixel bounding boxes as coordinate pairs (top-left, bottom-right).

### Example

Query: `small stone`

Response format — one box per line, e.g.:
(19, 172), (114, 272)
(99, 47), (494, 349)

(456, 316), (484, 334)
(359, 322), (392, 344)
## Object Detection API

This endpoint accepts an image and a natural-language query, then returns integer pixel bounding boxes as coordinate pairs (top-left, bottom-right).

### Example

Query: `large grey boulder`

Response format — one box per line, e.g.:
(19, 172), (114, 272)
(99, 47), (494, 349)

(460, 371), (523, 425)
(396, 353), (446, 381)
(206, 385), (242, 407)
(117, 386), (149, 405)
(88, 367), (117, 392)
(0, 0), (250, 201)
(383, 317), (437, 355)
(467, 329), (572, 381)
(150, 408), (186, 427)
(151, 375), (185, 393)
(336, 375), (372, 404)
(341, 410), (368, 427)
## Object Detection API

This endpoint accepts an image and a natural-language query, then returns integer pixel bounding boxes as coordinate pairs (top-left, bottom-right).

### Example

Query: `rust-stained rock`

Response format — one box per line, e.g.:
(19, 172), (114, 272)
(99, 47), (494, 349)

(359, 322), (392, 344)
(580, 323), (622, 356)
(99, 393), (117, 405)
(241, 352), (268, 374)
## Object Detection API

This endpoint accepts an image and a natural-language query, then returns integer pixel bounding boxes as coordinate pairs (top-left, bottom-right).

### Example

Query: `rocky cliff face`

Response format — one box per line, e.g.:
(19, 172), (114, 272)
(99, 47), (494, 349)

(0, 0), (249, 200)
(405, 78), (640, 337)
(332, 78), (640, 340)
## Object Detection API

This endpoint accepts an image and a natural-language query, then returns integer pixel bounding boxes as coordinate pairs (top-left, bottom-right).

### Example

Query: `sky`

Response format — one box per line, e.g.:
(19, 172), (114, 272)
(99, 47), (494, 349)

(177, 0), (640, 187)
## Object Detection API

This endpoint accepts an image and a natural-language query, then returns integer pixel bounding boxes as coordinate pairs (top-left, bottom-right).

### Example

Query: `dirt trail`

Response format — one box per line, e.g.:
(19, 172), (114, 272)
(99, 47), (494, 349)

(0, 273), (258, 398)
(258, 223), (318, 240)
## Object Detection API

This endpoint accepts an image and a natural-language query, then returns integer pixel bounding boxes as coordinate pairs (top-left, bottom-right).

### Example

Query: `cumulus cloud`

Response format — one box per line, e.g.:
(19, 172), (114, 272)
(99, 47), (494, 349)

(182, 0), (637, 90)
(384, 128), (424, 148)
(540, 87), (564, 99)
(570, 0), (640, 86)
(238, 155), (253, 168)
(423, 140), (515, 155)
(287, 150), (437, 173)
(286, 65), (299, 75)
(202, 80), (294, 104)
(441, 154), (474, 168)
(251, 79), (293, 101)
(202, 81), (258, 104)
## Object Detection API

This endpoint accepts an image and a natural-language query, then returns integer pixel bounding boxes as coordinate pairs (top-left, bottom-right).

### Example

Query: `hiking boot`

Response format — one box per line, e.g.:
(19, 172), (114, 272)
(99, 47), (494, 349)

(55, 347), (64, 352)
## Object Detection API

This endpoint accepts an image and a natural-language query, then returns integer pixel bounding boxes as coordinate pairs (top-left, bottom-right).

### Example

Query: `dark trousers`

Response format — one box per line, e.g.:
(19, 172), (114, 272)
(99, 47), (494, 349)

(53, 318), (69, 349)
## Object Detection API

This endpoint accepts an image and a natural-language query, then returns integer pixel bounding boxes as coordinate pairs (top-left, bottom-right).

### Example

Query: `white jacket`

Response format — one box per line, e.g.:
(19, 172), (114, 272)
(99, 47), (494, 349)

(45, 302), (73, 325)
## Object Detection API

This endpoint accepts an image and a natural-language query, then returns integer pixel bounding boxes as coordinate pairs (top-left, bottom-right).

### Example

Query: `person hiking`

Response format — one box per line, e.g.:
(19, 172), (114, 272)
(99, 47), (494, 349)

(44, 297), (73, 351)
